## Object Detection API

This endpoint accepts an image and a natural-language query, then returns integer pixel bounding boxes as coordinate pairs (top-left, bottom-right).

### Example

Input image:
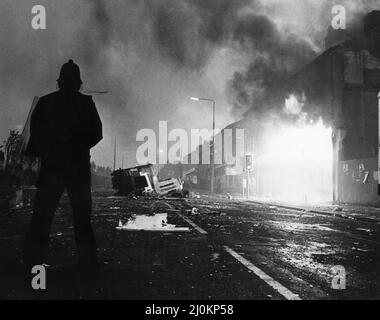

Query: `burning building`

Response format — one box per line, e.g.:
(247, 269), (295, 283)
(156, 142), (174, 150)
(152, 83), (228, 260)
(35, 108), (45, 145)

(170, 11), (380, 206)
(284, 11), (380, 205)
(239, 11), (380, 205)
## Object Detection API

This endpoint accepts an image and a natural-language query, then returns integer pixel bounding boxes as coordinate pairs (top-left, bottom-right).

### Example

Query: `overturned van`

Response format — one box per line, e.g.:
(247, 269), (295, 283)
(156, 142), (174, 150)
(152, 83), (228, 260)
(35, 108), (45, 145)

(112, 164), (188, 197)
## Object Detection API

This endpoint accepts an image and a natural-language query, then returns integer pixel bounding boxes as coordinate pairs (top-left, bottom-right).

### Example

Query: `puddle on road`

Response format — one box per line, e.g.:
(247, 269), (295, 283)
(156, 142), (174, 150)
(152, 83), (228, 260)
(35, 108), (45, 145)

(116, 213), (190, 232)
(270, 221), (335, 232)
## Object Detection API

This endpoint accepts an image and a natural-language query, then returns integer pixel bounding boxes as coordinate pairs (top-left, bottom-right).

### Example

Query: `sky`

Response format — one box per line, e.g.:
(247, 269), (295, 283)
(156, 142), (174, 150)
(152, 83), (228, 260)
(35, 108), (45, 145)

(0, 0), (379, 167)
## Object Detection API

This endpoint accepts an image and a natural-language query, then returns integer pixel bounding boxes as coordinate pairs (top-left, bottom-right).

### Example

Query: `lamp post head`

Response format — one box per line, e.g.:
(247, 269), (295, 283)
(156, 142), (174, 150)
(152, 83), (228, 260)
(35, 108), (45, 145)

(190, 97), (200, 101)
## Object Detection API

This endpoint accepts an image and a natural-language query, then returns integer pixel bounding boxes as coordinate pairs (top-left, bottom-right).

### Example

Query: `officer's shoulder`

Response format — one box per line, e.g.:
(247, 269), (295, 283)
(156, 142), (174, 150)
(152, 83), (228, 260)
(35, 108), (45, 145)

(38, 91), (59, 102)
(77, 92), (94, 102)
(35, 92), (60, 110)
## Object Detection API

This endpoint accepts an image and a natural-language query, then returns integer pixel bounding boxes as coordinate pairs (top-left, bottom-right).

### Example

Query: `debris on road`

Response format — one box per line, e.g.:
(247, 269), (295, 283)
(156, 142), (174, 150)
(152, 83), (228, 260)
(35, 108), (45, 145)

(190, 192), (201, 199)
(210, 253), (220, 262)
(356, 228), (373, 233)
(191, 208), (200, 215)
(351, 247), (371, 253)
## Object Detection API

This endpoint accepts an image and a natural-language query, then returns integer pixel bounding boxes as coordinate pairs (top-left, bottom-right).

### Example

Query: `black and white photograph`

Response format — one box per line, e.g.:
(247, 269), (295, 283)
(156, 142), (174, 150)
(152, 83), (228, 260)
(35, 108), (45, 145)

(0, 0), (380, 306)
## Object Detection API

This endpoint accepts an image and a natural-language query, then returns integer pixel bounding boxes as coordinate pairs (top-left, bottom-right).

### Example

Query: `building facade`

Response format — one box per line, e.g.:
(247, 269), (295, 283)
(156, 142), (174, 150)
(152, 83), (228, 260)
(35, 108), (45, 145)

(160, 12), (380, 205)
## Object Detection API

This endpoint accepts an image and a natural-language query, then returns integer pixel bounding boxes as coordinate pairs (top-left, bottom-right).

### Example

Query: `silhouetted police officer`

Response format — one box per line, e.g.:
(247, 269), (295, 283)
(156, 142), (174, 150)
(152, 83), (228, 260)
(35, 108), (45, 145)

(23, 59), (102, 270)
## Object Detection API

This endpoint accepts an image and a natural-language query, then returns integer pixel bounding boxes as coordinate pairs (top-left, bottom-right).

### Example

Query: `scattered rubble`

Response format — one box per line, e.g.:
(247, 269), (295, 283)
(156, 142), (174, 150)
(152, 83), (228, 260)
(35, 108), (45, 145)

(351, 247), (371, 253)
(356, 228), (373, 233)
(191, 208), (200, 215)
(210, 253), (220, 262)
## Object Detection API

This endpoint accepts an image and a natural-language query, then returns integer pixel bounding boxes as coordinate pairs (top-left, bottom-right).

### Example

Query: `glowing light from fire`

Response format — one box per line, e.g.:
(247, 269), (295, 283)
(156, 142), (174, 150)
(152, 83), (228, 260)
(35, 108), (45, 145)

(284, 93), (305, 115)
(258, 119), (333, 204)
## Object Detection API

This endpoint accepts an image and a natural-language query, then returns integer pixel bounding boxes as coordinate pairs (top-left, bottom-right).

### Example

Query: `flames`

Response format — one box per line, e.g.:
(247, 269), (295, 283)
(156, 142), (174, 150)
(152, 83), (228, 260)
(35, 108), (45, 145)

(256, 94), (333, 204)
(284, 93), (306, 115)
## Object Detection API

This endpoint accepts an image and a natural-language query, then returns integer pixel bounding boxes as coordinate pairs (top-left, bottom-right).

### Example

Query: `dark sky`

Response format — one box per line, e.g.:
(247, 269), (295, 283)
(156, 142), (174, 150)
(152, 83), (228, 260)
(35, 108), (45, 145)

(0, 0), (378, 167)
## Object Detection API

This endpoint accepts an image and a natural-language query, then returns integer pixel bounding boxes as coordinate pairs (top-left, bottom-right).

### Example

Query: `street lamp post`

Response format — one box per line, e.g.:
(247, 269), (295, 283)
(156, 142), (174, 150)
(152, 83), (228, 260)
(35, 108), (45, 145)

(378, 91), (380, 196)
(191, 97), (216, 194)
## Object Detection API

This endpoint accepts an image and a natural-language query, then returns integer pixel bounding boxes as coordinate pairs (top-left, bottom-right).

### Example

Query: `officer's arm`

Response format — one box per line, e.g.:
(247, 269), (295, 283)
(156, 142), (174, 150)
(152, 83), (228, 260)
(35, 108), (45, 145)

(25, 100), (44, 157)
(87, 98), (103, 149)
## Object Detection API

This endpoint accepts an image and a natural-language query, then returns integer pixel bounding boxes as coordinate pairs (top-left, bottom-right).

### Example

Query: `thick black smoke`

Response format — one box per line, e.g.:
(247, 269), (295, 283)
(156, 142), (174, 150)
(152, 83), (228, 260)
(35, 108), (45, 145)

(146, 0), (250, 69)
(1, 0), (379, 166)
(146, 0), (318, 117)
(228, 0), (380, 118)
(229, 13), (316, 115)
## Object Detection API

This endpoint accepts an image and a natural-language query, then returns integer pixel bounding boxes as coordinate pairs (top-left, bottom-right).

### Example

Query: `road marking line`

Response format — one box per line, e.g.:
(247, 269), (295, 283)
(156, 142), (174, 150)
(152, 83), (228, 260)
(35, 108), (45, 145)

(163, 201), (208, 235)
(163, 202), (176, 210)
(177, 213), (208, 235)
(224, 246), (301, 300)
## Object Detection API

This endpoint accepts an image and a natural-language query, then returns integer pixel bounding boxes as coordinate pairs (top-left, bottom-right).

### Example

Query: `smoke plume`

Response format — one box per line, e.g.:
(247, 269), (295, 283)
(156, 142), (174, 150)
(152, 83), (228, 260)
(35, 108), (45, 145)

(0, 0), (378, 166)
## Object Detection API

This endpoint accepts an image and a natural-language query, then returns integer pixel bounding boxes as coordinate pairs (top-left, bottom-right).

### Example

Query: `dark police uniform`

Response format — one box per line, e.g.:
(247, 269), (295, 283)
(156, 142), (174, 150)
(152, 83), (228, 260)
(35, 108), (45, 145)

(23, 88), (102, 268)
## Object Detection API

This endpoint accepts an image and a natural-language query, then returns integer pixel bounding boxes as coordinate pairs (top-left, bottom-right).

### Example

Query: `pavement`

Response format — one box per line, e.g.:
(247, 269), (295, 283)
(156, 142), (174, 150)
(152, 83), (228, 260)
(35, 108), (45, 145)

(0, 190), (379, 300)
(242, 197), (380, 223)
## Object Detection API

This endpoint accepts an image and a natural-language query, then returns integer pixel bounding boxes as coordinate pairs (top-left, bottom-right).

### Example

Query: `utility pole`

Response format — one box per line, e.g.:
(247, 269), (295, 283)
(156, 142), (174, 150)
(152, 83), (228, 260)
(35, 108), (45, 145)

(83, 91), (109, 95)
(245, 154), (253, 199)
(378, 91), (380, 196)
(113, 137), (117, 172)
(211, 99), (215, 195)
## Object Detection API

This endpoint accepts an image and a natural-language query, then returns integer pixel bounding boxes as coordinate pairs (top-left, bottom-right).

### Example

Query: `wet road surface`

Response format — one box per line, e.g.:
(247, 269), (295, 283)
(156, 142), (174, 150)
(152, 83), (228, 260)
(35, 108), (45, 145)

(0, 192), (379, 299)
